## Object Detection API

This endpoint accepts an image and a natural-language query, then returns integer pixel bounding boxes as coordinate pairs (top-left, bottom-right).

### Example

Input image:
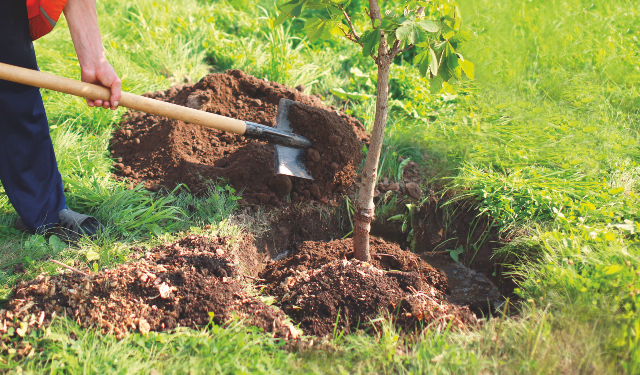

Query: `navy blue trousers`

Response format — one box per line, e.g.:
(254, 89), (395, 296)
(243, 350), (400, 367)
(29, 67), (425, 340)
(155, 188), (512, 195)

(0, 1), (66, 233)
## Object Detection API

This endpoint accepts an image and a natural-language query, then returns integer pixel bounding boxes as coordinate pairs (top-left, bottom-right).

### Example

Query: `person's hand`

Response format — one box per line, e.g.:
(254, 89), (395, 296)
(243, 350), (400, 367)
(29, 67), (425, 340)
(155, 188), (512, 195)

(81, 62), (121, 110)
(63, 0), (121, 110)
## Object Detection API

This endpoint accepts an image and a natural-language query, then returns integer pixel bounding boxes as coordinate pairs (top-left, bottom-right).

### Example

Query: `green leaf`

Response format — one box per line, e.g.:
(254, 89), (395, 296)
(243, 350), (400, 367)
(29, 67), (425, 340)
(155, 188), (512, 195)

(440, 42), (460, 80)
(86, 250), (100, 262)
(432, 40), (447, 53)
(279, 0), (301, 13)
(416, 50), (429, 75)
(460, 59), (474, 79)
(290, 1), (305, 17)
(450, 30), (473, 43)
(274, 12), (290, 26)
(417, 19), (440, 33)
(449, 245), (463, 262)
(396, 19), (427, 45)
(397, 158), (411, 181)
(49, 235), (66, 252)
(441, 24), (455, 40)
(416, 47), (438, 77)
(304, 17), (336, 42)
(45, 330), (72, 344)
(361, 29), (381, 57)
(327, 5), (342, 16)
(380, 18), (398, 32)
(386, 31), (397, 49)
(430, 75), (443, 94)
(145, 223), (163, 236)
(388, 214), (405, 221)
(429, 48), (439, 76)
(306, 0), (330, 8)
(602, 264), (624, 275)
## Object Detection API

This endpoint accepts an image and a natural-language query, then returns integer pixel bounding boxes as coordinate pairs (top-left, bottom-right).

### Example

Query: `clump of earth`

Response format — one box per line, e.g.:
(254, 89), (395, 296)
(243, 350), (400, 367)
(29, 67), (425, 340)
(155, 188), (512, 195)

(110, 69), (368, 207)
(0, 235), (297, 345)
(260, 237), (477, 336)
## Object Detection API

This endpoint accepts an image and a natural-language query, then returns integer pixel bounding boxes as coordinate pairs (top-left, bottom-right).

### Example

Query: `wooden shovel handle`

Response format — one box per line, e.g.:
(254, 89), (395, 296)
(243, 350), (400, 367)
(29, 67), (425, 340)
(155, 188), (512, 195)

(0, 62), (247, 135)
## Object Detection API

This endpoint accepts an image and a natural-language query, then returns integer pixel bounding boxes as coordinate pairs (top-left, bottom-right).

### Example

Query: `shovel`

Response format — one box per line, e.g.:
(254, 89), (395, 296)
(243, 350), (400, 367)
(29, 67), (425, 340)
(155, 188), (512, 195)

(0, 62), (314, 180)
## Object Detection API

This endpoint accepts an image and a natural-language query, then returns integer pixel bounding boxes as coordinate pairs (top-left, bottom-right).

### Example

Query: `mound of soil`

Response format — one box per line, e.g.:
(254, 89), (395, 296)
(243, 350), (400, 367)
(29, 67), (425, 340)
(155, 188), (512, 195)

(110, 69), (367, 206)
(273, 260), (476, 336)
(260, 237), (476, 336)
(288, 103), (362, 203)
(0, 235), (297, 343)
(261, 237), (448, 294)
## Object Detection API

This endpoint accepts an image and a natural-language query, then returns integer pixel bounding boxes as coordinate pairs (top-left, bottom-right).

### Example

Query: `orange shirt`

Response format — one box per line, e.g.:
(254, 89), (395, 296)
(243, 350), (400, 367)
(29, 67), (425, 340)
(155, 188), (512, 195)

(26, 0), (68, 40)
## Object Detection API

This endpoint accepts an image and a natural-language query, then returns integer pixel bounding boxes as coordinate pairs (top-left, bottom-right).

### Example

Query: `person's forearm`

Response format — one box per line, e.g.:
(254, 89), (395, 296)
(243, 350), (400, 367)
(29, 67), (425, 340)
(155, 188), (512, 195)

(63, 0), (121, 110)
(64, 0), (105, 72)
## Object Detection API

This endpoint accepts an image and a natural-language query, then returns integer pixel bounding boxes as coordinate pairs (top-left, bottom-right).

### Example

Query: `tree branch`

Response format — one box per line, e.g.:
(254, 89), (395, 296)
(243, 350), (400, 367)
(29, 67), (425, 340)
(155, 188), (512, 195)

(394, 44), (414, 57)
(50, 259), (90, 277)
(389, 39), (417, 60)
(389, 39), (401, 57)
(339, 5), (359, 42)
(338, 24), (359, 43)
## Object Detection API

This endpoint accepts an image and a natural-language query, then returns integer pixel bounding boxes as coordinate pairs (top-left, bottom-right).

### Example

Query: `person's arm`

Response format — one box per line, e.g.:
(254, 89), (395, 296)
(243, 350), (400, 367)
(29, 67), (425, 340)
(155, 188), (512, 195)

(63, 0), (120, 110)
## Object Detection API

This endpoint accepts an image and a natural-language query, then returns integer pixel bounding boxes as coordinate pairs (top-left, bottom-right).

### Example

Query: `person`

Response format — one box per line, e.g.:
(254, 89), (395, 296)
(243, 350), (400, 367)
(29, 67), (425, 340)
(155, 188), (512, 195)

(1, 0), (121, 242)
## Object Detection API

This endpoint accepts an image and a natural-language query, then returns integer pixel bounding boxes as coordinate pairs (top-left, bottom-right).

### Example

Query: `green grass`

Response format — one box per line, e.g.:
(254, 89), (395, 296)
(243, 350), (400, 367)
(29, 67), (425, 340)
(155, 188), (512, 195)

(0, 0), (639, 372)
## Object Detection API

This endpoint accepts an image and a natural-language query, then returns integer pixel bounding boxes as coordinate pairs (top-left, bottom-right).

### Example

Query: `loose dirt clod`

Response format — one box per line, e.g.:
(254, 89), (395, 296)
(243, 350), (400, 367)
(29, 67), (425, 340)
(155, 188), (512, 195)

(0, 235), (296, 345)
(286, 103), (363, 195)
(260, 237), (476, 336)
(110, 70), (368, 205)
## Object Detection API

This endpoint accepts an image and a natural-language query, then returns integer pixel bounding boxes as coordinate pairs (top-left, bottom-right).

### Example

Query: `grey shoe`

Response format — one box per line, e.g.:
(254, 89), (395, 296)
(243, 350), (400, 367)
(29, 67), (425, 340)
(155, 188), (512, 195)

(50, 209), (105, 243)
(15, 217), (28, 233)
(16, 209), (105, 243)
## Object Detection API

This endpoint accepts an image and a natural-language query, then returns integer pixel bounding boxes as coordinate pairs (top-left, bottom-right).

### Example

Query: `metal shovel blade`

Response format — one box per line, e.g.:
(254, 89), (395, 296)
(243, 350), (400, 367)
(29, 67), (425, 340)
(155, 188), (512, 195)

(273, 98), (314, 180)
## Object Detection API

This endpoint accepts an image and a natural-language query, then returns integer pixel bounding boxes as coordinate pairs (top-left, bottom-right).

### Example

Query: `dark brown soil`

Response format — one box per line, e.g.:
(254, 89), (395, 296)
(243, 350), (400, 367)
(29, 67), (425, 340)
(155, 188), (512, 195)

(0, 198), (510, 349)
(261, 237), (448, 294)
(420, 255), (504, 316)
(233, 234), (266, 277)
(260, 237), (476, 336)
(253, 205), (349, 261)
(255, 200), (508, 319)
(0, 235), (297, 345)
(288, 103), (363, 201)
(109, 69), (367, 205)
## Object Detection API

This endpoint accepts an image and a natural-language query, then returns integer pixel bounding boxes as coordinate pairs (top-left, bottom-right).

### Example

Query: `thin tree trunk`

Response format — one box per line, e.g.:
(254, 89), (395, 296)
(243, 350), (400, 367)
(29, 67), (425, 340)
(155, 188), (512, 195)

(353, 60), (391, 262)
(353, 0), (392, 262)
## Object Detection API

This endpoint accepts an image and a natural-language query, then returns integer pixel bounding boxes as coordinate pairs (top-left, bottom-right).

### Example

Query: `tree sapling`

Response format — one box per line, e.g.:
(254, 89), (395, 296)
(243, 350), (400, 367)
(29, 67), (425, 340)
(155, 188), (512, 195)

(276, 0), (474, 260)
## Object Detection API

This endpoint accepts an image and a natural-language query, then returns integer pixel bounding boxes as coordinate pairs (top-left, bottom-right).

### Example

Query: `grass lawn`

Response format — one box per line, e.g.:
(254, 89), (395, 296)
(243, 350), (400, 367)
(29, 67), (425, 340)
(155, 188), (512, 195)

(1, 0), (639, 373)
